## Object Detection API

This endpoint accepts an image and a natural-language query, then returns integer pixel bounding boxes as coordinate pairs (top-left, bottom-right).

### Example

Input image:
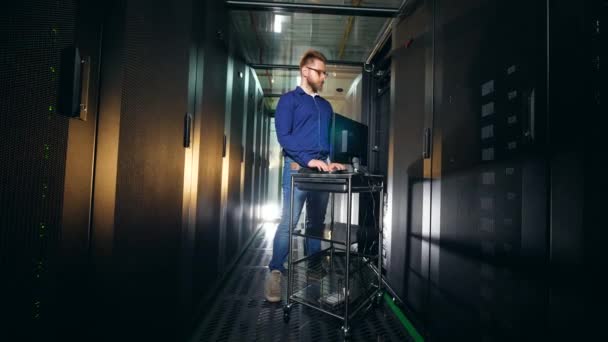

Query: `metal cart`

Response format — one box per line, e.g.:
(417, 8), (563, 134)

(282, 172), (384, 339)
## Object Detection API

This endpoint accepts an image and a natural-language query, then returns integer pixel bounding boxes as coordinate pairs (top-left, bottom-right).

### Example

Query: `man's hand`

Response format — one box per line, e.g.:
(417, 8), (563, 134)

(328, 162), (346, 171)
(307, 159), (329, 171)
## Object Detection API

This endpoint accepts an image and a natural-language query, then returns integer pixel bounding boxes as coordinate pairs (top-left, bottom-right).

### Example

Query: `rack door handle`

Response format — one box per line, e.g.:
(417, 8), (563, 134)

(222, 134), (227, 157)
(183, 113), (192, 148)
(422, 128), (431, 159)
(523, 88), (536, 143)
(57, 46), (90, 120)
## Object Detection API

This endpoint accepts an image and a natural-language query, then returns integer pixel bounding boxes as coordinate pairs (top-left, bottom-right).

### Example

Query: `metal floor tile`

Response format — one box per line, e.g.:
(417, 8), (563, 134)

(192, 223), (411, 341)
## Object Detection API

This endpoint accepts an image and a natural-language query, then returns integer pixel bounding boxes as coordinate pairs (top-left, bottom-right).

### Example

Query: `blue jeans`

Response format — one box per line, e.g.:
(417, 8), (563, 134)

(268, 157), (329, 273)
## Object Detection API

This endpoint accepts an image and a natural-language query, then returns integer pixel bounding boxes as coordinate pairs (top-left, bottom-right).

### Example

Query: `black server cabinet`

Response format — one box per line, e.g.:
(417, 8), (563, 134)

(217, 31), (265, 279)
(192, 0), (230, 315)
(223, 56), (246, 267)
(388, 0), (600, 340)
(387, 1), (433, 325)
(242, 68), (257, 247)
(1, 0), (102, 339)
(429, 0), (548, 340)
(261, 98), (269, 220)
(547, 0), (603, 339)
(91, 0), (197, 339)
(254, 88), (265, 224)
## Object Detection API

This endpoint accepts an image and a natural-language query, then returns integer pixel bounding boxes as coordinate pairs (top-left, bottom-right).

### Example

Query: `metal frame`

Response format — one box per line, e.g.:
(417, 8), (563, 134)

(226, 1), (399, 18)
(284, 173), (385, 338)
(250, 61), (363, 70)
(364, 0), (414, 65)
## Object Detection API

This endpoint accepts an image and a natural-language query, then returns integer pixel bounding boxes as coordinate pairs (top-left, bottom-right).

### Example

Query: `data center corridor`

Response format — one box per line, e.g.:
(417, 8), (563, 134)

(1, 0), (603, 341)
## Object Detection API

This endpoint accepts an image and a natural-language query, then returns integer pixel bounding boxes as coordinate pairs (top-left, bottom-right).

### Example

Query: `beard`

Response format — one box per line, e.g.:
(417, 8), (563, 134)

(310, 80), (324, 93)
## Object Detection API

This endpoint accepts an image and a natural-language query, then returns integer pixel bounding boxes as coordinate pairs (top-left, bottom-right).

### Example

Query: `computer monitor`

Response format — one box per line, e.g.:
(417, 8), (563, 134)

(330, 113), (368, 166)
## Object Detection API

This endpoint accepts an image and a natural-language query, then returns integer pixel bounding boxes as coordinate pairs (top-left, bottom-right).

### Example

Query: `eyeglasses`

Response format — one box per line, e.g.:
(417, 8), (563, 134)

(306, 66), (329, 78)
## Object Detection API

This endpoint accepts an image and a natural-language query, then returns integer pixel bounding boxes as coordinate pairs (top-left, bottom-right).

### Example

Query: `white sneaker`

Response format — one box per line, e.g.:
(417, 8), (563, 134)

(265, 270), (282, 303)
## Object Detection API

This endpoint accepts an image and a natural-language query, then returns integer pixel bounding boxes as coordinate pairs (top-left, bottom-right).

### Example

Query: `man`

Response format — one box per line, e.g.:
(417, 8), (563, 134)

(265, 49), (346, 303)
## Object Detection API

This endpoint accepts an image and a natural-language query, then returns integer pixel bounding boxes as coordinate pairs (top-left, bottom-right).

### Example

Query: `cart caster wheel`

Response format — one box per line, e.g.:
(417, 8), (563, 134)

(341, 326), (351, 340)
(283, 304), (292, 323)
(373, 292), (383, 307)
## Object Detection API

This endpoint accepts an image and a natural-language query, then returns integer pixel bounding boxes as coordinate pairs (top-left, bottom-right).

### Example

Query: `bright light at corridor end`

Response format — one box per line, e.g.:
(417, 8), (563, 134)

(262, 203), (280, 222)
(274, 15), (287, 33)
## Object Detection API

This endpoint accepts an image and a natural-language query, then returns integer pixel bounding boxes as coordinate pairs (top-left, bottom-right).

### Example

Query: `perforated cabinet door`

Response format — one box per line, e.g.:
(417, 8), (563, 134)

(0, 0), (104, 339)
(91, 0), (195, 339)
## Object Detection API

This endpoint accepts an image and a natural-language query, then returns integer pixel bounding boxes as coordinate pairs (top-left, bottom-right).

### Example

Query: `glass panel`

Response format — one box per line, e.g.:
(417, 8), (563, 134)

(230, 10), (389, 65)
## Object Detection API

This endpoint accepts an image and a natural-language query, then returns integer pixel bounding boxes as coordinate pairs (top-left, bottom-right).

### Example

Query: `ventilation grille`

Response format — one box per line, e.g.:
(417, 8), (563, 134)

(0, 0), (76, 334)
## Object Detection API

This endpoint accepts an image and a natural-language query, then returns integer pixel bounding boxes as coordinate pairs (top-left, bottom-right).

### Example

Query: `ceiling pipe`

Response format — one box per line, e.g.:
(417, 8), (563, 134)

(337, 0), (363, 60)
(226, 1), (399, 18)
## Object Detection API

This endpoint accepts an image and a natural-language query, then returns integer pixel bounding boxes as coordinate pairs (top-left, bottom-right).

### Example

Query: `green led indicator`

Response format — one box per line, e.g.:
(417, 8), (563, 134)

(33, 300), (41, 319)
(50, 26), (59, 44)
(39, 223), (47, 238)
(43, 144), (50, 159)
(50, 66), (56, 73)
(48, 105), (54, 112)
(35, 261), (44, 278)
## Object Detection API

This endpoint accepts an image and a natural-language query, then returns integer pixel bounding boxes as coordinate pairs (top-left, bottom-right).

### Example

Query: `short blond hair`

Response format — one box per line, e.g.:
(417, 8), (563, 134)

(299, 49), (328, 69)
